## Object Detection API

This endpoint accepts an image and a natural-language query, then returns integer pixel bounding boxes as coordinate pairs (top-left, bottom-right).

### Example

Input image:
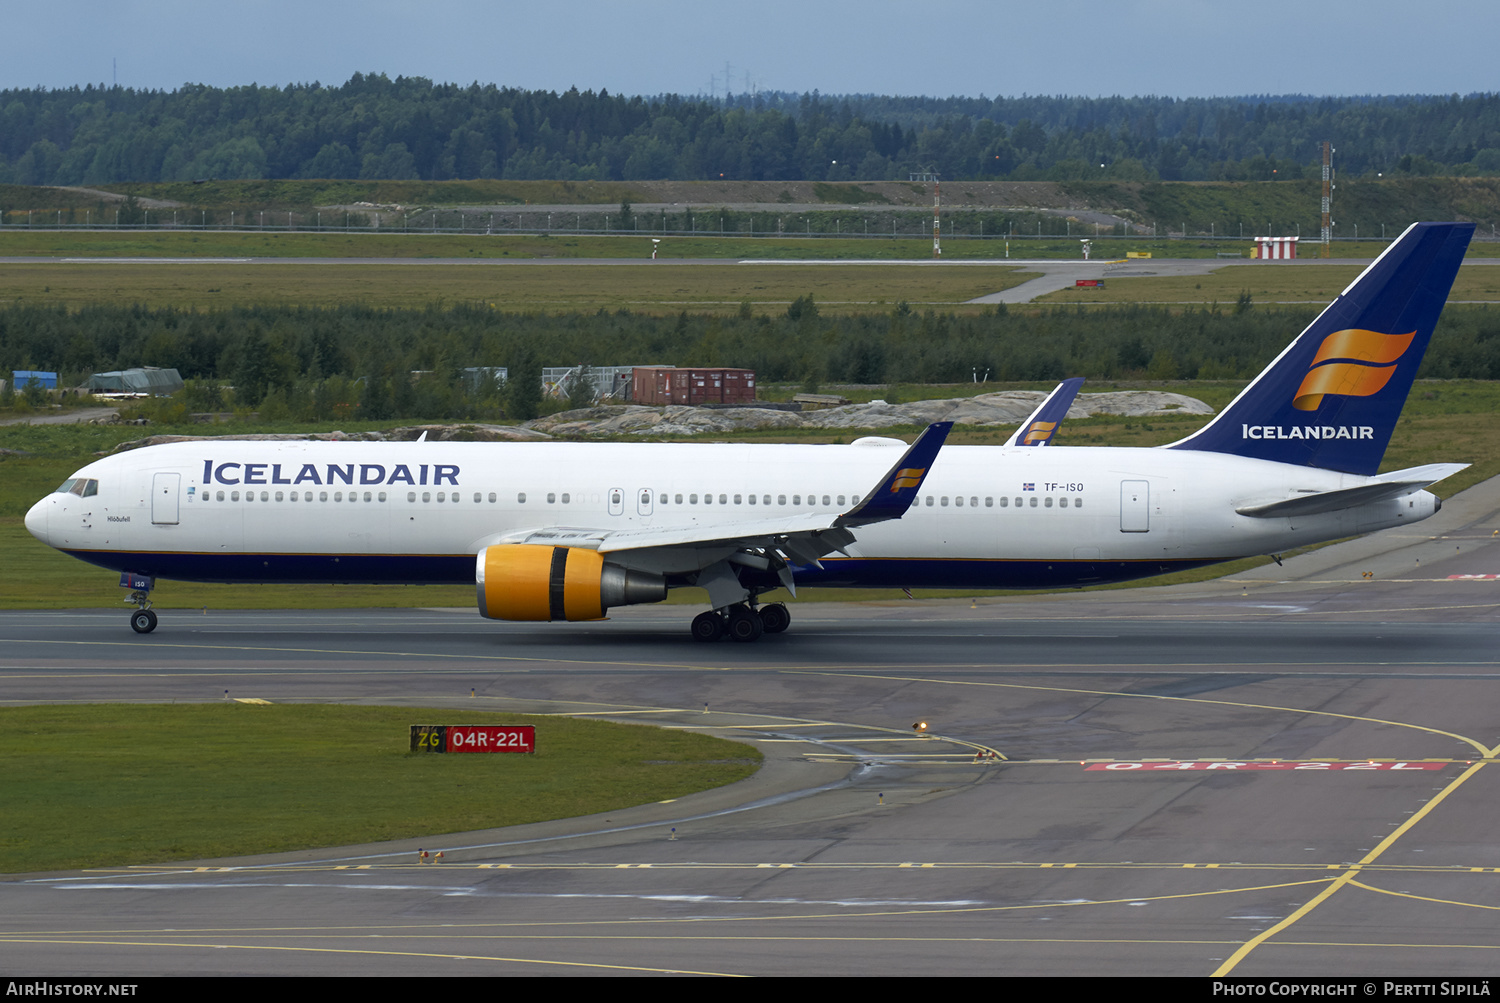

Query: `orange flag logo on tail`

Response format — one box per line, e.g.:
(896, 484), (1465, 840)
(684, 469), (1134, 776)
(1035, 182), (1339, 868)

(1292, 329), (1415, 411)
(1022, 421), (1057, 445)
(889, 467), (926, 492)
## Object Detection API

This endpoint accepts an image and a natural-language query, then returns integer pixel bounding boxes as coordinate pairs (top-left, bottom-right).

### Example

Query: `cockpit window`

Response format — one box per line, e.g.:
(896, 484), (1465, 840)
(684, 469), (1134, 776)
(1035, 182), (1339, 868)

(54, 478), (98, 497)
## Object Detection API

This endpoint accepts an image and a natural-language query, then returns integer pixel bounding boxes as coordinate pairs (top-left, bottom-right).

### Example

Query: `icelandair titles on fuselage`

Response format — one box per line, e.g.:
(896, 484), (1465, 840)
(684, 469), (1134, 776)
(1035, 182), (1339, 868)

(203, 461), (460, 487)
(1241, 424), (1374, 440)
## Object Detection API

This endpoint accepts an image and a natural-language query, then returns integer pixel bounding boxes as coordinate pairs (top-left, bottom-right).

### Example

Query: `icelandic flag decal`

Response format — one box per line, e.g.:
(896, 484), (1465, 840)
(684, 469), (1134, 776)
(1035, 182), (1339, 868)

(1022, 482), (1035, 491)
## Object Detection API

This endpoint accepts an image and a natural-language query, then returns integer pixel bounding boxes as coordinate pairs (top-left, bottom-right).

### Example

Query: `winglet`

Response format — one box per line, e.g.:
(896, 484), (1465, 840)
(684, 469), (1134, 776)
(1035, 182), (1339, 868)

(837, 421), (952, 527)
(1004, 377), (1085, 447)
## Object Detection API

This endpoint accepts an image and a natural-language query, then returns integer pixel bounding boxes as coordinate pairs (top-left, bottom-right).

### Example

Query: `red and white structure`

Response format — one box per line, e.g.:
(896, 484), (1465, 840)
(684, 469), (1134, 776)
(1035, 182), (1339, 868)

(1254, 235), (1299, 259)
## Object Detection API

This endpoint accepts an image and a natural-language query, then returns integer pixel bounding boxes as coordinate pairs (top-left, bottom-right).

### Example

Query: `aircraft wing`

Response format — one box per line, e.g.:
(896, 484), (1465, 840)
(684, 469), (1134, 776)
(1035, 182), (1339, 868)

(1003, 377), (1085, 446)
(1235, 462), (1468, 518)
(482, 422), (953, 583)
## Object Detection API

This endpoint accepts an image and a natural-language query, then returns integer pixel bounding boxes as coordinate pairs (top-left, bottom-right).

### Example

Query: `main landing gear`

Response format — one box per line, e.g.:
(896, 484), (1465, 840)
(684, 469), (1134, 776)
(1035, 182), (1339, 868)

(690, 601), (790, 643)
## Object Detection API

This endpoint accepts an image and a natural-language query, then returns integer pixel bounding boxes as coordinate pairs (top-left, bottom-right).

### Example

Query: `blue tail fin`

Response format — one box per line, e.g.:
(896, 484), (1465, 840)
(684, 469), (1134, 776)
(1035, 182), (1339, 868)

(1168, 222), (1473, 475)
(1005, 377), (1085, 446)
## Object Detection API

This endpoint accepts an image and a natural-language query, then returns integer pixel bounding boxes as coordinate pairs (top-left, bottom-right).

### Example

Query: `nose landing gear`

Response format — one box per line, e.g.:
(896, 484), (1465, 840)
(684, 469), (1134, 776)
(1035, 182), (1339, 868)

(120, 572), (157, 633)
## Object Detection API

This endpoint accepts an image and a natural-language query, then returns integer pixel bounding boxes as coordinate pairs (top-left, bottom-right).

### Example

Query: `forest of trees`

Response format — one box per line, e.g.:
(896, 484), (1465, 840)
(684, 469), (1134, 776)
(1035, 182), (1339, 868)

(5, 301), (1500, 422)
(2, 76), (1499, 187)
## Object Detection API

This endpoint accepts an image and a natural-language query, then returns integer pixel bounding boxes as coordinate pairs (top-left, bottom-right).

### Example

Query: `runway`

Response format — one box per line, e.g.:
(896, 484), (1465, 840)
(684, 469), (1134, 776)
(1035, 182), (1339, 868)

(2, 482), (1499, 976)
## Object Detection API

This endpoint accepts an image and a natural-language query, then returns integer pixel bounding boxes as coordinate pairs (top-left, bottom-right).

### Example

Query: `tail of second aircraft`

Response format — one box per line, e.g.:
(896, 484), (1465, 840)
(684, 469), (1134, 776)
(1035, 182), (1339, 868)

(1168, 221), (1473, 475)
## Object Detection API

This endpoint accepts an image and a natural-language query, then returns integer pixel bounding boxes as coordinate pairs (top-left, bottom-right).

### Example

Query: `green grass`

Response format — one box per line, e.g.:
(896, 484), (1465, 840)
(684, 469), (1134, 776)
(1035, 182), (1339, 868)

(0, 259), (1031, 312)
(4, 178), (648, 211)
(0, 228), (1073, 260)
(0, 704), (760, 873)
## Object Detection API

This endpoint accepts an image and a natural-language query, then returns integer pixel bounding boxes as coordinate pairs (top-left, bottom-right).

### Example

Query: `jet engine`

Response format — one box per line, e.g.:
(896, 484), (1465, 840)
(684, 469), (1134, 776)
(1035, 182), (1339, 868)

(476, 545), (667, 621)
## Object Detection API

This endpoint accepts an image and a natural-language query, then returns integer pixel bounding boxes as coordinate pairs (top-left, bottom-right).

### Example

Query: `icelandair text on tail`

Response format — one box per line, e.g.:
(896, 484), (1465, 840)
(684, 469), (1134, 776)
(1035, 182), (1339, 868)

(1242, 424), (1375, 440)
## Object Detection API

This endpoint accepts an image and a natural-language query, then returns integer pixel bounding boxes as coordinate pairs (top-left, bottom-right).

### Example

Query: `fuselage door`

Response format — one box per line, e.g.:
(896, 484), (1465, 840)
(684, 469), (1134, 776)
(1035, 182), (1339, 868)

(1120, 479), (1149, 532)
(608, 487), (624, 516)
(637, 487), (654, 517)
(152, 472), (180, 525)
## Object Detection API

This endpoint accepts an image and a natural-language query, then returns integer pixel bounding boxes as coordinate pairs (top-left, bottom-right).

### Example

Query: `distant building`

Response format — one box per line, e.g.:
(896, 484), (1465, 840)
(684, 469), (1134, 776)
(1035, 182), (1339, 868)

(12, 370), (58, 390)
(88, 367), (185, 396)
(461, 366), (508, 393)
(543, 365), (638, 403)
(1253, 236), (1299, 260)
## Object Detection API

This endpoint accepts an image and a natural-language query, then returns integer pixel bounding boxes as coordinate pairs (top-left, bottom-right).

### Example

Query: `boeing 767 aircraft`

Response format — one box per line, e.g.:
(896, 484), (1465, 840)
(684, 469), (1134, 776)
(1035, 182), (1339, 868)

(25, 222), (1474, 641)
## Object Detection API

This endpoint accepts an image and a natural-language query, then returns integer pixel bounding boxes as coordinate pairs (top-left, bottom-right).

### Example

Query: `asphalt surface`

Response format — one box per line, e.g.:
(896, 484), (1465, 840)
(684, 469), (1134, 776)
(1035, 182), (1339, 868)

(1, 479), (1498, 976)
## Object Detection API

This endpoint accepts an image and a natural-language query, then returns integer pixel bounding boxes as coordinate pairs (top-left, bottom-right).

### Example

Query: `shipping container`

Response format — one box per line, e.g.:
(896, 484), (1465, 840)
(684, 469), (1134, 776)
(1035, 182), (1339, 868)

(632, 367), (756, 406)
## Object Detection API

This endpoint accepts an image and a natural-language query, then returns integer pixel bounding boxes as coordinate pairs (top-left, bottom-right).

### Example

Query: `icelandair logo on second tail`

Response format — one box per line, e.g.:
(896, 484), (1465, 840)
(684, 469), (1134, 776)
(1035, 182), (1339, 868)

(1021, 421), (1056, 445)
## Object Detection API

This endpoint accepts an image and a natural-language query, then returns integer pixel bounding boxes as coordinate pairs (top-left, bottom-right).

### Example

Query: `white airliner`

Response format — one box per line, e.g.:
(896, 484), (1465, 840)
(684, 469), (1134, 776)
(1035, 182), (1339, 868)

(25, 222), (1474, 641)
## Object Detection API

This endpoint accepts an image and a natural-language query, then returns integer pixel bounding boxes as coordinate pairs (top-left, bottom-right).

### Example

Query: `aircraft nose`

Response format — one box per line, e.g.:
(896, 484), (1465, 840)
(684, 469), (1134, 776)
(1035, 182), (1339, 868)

(24, 497), (49, 544)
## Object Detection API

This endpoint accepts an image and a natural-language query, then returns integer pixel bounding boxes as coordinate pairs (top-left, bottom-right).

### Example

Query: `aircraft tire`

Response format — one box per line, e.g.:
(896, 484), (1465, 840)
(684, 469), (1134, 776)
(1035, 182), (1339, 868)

(758, 603), (791, 634)
(727, 605), (764, 643)
(130, 609), (158, 634)
(691, 611), (725, 642)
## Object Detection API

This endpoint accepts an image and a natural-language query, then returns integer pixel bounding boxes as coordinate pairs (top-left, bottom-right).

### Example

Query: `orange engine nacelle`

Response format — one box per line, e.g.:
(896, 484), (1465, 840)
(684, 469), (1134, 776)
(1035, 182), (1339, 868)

(476, 545), (667, 621)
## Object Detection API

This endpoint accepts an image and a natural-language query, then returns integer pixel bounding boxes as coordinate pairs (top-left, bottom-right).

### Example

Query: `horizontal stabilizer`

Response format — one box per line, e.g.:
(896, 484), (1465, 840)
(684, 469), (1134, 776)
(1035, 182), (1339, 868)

(1236, 462), (1467, 518)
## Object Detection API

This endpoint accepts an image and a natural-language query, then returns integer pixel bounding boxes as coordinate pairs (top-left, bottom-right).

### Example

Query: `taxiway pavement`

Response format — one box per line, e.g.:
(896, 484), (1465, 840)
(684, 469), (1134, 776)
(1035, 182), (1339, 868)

(2, 481), (1498, 976)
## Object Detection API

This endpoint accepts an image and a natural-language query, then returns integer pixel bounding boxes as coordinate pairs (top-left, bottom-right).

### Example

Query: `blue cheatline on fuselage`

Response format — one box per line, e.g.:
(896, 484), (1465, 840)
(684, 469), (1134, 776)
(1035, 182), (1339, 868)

(61, 549), (477, 585)
(66, 548), (1227, 592)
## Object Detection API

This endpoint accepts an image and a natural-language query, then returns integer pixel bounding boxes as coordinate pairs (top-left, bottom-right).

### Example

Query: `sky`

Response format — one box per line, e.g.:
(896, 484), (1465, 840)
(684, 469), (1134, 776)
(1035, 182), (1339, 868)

(5, 0), (1496, 100)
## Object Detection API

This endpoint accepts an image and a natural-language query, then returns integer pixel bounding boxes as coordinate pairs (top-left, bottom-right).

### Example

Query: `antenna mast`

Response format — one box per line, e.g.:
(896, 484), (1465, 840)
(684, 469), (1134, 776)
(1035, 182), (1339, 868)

(909, 169), (941, 257)
(1321, 141), (1333, 259)
(933, 175), (941, 258)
